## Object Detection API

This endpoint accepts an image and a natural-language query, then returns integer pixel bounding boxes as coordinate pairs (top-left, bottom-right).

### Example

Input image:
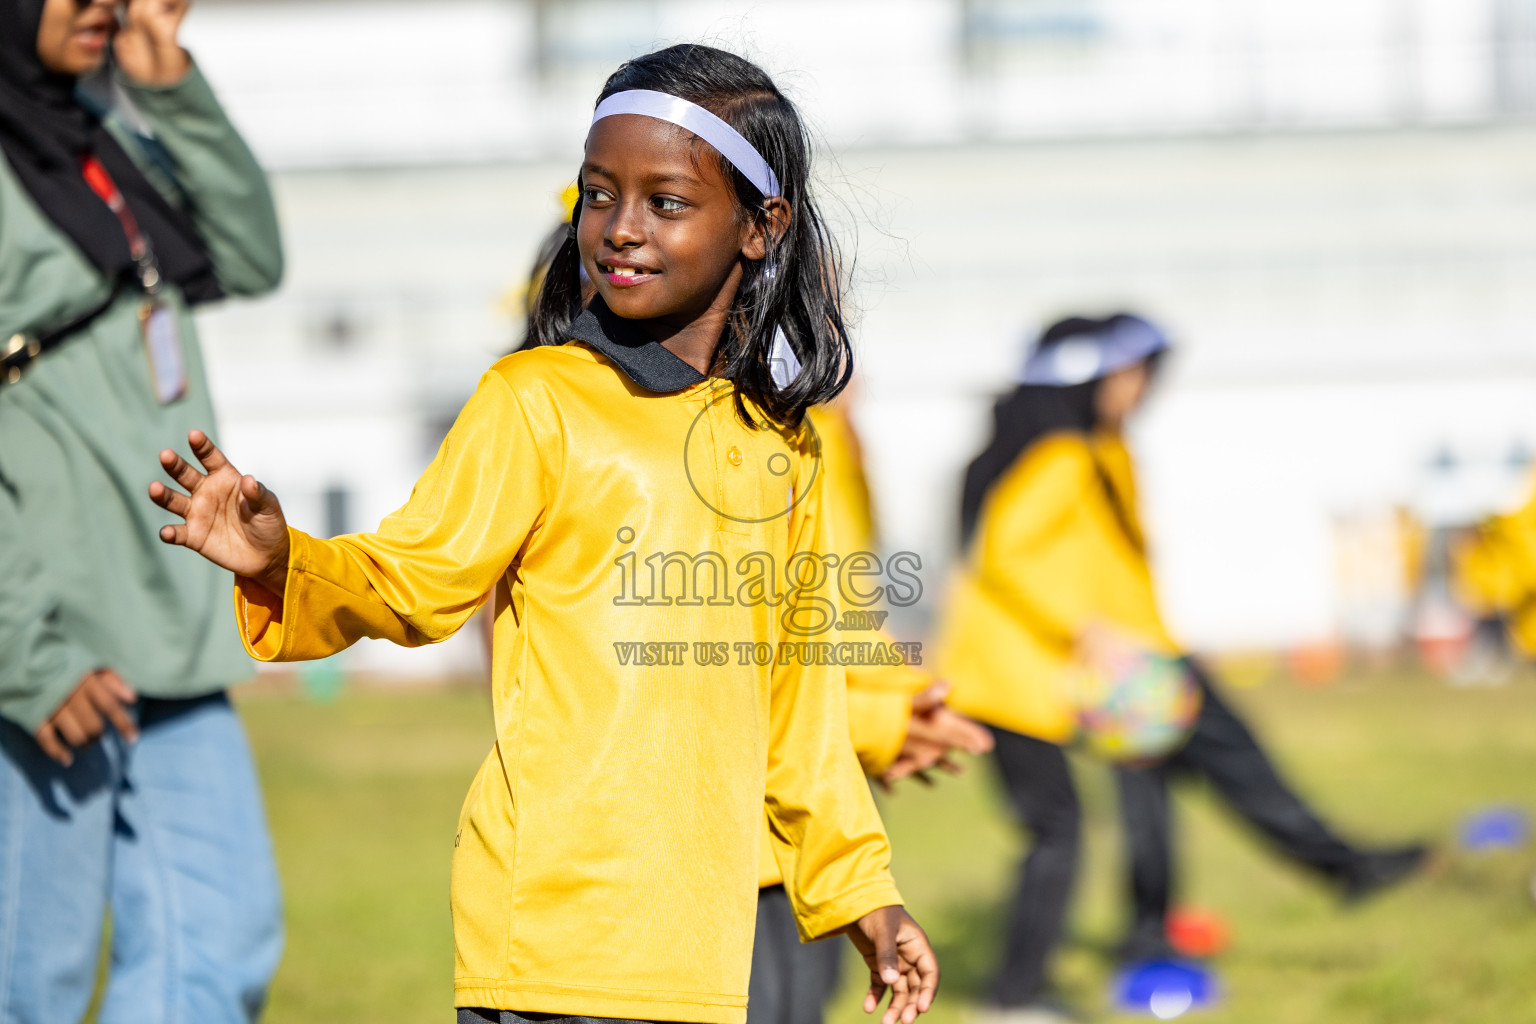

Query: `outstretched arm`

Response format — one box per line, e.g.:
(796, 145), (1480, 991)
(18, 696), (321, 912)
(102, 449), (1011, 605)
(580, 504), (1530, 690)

(151, 369), (549, 661)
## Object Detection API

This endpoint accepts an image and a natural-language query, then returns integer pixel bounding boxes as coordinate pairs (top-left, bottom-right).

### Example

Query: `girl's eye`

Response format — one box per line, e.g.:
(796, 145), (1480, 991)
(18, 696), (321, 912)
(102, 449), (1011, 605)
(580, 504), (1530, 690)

(582, 186), (614, 205)
(652, 195), (688, 214)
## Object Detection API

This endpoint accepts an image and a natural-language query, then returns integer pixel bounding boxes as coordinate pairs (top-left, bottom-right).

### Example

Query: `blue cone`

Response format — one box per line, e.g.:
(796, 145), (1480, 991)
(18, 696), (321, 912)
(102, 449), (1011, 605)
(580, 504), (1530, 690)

(1113, 959), (1218, 1019)
(1459, 806), (1530, 851)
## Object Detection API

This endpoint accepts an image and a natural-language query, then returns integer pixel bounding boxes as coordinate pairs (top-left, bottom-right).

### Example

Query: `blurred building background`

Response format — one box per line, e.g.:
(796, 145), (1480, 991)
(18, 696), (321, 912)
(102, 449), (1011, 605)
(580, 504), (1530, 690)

(183, 0), (1536, 675)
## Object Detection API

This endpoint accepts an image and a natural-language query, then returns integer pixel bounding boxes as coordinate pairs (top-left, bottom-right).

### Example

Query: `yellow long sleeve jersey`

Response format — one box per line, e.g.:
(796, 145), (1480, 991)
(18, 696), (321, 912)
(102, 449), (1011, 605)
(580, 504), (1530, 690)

(234, 326), (901, 1023)
(937, 430), (1178, 743)
(753, 406), (931, 889)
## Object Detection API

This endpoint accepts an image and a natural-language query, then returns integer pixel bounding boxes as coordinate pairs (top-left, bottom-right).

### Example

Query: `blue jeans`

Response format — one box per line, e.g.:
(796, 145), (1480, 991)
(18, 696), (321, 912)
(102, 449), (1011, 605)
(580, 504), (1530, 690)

(0, 691), (283, 1024)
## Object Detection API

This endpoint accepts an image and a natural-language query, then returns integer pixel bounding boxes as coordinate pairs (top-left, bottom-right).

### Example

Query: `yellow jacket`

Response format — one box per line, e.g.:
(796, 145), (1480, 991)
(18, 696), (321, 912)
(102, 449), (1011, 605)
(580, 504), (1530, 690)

(234, 342), (901, 1023)
(754, 406), (930, 888)
(937, 431), (1178, 743)
(1453, 474), (1536, 655)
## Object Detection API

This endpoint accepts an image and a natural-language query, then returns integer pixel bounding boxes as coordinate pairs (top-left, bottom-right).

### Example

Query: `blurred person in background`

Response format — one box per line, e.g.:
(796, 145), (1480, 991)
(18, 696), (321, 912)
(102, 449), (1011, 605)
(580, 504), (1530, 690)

(748, 397), (993, 1024)
(938, 314), (1427, 1021)
(0, 0), (285, 1021)
(1452, 475), (1536, 667)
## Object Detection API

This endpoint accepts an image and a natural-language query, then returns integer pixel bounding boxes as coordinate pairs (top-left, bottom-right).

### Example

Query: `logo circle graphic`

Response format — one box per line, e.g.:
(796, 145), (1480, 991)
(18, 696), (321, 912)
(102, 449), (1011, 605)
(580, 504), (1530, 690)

(616, 526), (635, 544)
(682, 391), (821, 524)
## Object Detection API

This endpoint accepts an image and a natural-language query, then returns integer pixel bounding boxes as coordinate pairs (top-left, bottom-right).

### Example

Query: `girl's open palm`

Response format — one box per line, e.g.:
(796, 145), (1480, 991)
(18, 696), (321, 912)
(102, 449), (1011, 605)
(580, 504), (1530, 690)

(149, 430), (290, 591)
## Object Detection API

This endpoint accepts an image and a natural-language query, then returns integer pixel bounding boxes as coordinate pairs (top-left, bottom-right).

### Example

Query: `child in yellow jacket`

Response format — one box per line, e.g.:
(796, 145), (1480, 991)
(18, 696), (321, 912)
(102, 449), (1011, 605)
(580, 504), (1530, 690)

(150, 45), (938, 1024)
(1453, 472), (1536, 657)
(748, 402), (992, 1024)
(940, 314), (1426, 1018)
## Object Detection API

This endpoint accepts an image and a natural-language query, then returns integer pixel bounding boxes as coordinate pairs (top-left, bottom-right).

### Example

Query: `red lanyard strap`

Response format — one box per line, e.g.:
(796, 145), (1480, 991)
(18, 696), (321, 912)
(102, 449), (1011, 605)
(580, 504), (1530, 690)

(80, 154), (161, 291)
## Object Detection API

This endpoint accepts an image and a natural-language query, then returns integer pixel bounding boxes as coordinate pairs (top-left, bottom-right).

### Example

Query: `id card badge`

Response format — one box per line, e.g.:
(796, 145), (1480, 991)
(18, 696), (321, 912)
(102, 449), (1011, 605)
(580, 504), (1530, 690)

(140, 300), (187, 404)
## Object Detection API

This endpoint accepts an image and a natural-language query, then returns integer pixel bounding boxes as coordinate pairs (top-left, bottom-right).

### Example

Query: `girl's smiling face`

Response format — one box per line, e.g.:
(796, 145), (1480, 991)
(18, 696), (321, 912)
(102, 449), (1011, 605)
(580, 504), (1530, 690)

(578, 113), (771, 342)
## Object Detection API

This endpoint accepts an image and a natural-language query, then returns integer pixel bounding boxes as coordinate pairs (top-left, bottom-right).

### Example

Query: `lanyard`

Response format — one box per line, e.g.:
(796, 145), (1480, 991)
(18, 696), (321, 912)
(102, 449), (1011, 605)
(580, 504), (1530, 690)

(79, 154), (163, 294)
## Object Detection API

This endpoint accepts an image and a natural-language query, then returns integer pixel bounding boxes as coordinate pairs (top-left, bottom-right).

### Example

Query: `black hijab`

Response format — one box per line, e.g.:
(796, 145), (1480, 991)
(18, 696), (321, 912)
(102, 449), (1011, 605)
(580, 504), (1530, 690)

(0, 0), (220, 305)
(958, 378), (1099, 548)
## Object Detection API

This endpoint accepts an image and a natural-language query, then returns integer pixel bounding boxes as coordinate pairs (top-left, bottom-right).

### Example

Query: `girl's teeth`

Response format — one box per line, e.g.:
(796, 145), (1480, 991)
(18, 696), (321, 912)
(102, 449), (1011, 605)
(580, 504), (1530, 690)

(614, 268), (636, 277)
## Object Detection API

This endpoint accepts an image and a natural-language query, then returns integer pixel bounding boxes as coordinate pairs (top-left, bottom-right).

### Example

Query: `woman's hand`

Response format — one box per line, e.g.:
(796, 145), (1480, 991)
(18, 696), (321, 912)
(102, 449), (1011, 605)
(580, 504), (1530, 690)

(880, 682), (994, 788)
(113, 0), (192, 86)
(149, 429), (290, 594)
(34, 669), (138, 767)
(847, 906), (939, 1024)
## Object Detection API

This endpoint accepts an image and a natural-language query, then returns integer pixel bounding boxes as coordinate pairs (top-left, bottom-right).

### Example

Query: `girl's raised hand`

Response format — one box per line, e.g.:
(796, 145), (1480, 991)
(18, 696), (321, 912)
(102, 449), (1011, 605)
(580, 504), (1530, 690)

(149, 430), (290, 593)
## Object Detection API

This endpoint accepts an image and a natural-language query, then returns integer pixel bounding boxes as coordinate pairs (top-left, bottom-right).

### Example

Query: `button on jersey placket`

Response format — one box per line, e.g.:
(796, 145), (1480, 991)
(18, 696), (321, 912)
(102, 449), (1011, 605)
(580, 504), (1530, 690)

(710, 388), (758, 537)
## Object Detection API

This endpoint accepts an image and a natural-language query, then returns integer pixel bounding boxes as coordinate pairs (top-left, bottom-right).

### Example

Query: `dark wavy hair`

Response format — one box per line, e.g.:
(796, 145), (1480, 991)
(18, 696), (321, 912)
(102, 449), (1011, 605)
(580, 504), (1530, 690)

(527, 44), (851, 428)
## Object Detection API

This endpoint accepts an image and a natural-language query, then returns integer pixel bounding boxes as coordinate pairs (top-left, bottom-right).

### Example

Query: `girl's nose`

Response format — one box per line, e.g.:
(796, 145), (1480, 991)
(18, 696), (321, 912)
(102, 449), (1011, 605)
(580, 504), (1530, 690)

(605, 198), (647, 249)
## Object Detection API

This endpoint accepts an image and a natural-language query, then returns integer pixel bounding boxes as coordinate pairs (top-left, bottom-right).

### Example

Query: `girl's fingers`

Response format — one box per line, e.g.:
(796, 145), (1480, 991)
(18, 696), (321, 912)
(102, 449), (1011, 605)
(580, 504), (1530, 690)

(864, 973), (887, 1015)
(53, 706), (90, 748)
(158, 523), (187, 547)
(34, 722), (72, 766)
(70, 695), (105, 740)
(239, 474), (277, 514)
(187, 429), (231, 474)
(86, 682), (139, 743)
(99, 670), (137, 705)
(158, 448), (204, 492)
(147, 480), (191, 518)
(881, 966), (911, 1024)
(911, 941), (940, 1013)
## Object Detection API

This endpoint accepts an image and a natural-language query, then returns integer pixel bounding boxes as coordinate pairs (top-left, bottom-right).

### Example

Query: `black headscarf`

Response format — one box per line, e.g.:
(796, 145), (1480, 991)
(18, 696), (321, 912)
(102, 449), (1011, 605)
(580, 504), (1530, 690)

(958, 378), (1099, 548)
(0, 0), (220, 304)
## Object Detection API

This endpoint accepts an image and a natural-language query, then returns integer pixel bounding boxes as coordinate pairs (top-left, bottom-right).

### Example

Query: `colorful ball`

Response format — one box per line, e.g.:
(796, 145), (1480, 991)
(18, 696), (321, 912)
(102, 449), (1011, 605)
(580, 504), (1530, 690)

(1074, 650), (1200, 763)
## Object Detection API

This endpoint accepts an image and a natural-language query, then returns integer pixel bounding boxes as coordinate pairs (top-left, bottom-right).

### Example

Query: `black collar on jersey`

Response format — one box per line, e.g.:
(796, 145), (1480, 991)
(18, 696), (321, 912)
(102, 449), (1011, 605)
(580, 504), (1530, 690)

(566, 296), (706, 394)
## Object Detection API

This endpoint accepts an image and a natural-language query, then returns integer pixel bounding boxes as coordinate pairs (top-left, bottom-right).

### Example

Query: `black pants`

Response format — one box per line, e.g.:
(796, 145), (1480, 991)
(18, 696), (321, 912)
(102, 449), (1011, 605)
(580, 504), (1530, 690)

(987, 662), (1360, 1004)
(745, 885), (843, 1024)
(986, 726), (1082, 1007)
(1112, 662), (1357, 953)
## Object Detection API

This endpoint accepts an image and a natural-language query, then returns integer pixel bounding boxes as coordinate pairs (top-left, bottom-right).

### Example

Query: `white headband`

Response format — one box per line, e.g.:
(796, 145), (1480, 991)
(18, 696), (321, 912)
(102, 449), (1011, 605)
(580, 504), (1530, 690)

(590, 89), (781, 199)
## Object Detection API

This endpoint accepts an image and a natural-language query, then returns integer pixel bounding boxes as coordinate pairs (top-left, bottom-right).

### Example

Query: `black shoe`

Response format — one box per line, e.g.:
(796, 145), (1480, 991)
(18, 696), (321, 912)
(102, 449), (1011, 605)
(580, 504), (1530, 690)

(1341, 843), (1430, 903)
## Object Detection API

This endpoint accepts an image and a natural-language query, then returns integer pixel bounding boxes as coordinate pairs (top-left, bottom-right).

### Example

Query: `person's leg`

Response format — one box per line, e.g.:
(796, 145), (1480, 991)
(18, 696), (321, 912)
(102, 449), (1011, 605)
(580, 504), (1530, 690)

(99, 692), (283, 1024)
(1112, 763), (1176, 961)
(748, 883), (843, 1024)
(1178, 661), (1426, 897)
(1175, 664), (1359, 879)
(0, 715), (123, 1024)
(747, 886), (794, 1024)
(784, 926), (841, 1024)
(986, 727), (1081, 1008)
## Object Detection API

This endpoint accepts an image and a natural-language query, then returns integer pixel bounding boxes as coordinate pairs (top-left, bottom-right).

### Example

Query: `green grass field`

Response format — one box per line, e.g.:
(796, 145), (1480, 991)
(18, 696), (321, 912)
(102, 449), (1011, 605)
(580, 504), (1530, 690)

(234, 667), (1536, 1023)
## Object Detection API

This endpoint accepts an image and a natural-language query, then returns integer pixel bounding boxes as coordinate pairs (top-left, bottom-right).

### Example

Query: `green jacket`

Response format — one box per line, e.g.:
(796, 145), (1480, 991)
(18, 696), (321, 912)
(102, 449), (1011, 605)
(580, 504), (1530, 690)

(0, 63), (281, 730)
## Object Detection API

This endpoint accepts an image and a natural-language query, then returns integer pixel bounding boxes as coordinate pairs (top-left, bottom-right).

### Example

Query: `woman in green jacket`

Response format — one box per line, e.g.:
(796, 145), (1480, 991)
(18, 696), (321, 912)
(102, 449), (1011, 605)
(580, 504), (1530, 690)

(0, 1), (284, 1020)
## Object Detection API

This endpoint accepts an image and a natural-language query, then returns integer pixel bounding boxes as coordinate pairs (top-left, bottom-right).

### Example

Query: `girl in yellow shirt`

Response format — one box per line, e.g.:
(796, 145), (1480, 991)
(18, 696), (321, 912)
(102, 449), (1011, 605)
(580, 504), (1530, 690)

(149, 44), (937, 1024)
(1453, 473), (1536, 659)
(940, 314), (1425, 1018)
(748, 401), (992, 1024)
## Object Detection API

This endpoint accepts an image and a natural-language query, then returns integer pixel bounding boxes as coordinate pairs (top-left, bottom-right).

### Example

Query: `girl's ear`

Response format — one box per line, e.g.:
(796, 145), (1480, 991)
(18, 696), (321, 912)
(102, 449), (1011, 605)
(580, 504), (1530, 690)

(742, 197), (792, 261)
